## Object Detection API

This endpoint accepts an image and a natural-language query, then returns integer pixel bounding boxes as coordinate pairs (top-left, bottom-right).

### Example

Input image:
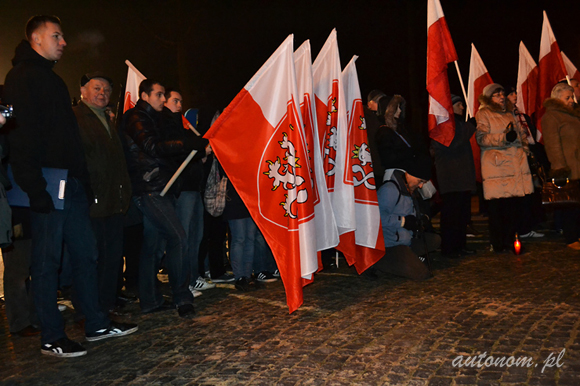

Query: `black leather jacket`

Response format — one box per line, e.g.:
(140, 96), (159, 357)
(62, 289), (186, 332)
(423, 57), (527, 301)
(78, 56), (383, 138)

(122, 99), (205, 195)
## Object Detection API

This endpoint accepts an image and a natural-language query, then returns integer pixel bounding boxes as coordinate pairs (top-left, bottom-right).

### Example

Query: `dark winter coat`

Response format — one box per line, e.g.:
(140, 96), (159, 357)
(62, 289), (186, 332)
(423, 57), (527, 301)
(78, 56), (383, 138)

(74, 100), (132, 217)
(162, 107), (207, 192)
(4, 40), (91, 212)
(121, 99), (207, 196)
(541, 98), (580, 179)
(431, 114), (476, 194)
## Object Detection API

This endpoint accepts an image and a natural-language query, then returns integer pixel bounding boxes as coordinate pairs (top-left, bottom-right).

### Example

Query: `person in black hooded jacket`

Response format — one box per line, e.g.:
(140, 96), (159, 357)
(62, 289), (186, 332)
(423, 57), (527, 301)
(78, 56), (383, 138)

(4, 15), (137, 358)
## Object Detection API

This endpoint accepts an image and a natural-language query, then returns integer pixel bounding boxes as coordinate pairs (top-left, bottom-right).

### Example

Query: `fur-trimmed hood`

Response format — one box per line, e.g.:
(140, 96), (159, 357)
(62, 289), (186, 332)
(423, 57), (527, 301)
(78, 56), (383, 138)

(478, 94), (514, 114)
(543, 98), (580, 119)
(383, 94), (406, 129)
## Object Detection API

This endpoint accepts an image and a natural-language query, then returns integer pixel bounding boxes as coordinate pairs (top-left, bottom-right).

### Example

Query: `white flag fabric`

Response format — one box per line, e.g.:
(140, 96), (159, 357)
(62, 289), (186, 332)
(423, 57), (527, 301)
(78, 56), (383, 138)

(294, 40), (339, 255)
(312, 29), (357, 264)
(562, 51), (580, 81)
(123, 60), (146, 113)
(341, 55), (385, 274)
(467, 44), (493, 118)
(516, 42), (539, 117)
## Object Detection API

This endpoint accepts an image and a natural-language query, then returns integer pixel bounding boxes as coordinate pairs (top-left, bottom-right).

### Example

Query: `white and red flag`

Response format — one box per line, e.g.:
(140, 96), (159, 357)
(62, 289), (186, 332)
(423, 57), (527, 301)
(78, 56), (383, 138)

(123, 60), (146, 113)
(426, 0), (458, 146)
(466, 44), (493, 118)
(341, 56), (385, 273)
(516, 42), (539, 118)
(561, 51), (580, 81)
(294, 40), (339, 257)
(536, 10), (568, 131)
(204, 35), (317, 313)
(312, 29), (356, 263)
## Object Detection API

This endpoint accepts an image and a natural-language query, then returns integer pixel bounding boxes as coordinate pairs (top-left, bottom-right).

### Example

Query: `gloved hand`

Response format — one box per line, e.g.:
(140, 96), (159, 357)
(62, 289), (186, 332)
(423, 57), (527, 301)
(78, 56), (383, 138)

(505, 129), (517, 143)
(29, 190), (55, 213)
(403, 215), (418, 233)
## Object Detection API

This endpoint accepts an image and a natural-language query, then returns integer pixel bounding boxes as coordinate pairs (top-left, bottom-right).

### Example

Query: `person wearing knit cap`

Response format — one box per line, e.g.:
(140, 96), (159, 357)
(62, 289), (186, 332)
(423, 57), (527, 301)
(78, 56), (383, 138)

(431, 94), (477, 258)
(476, 83), (534, 253)
(373, 151), (440, 280)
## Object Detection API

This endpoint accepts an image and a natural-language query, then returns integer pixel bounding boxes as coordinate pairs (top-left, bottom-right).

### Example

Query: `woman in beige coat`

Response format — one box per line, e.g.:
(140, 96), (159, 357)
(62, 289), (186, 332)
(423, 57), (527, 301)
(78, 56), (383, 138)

(476, 83), (533, 252)
(541, 82), (580, 249)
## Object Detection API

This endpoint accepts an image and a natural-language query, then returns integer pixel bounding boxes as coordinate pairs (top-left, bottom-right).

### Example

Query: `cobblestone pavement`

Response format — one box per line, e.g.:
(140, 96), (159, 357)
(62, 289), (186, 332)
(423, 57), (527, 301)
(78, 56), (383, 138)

(1, 215), (580, 385)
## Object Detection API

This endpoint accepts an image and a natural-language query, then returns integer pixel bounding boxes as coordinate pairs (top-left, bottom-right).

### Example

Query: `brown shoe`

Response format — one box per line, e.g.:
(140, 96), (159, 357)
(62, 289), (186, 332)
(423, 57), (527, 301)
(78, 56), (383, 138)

(13, 325), (41, 337)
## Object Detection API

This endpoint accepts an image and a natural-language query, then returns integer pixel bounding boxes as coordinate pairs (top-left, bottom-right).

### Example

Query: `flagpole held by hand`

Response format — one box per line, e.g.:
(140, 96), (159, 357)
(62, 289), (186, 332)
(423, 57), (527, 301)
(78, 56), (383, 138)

(453, 60), (471, 120)
(160, 150), (198, 197)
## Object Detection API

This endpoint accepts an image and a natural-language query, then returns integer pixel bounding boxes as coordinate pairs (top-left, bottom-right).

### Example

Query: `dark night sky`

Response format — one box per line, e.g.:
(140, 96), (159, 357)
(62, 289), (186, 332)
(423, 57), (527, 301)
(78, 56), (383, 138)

(1, 0), (579, 133)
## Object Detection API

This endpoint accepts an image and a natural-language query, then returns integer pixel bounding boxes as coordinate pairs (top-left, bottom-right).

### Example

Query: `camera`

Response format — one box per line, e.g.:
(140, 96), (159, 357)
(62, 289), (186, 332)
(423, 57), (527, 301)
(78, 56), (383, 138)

(0, 104), (14, 119)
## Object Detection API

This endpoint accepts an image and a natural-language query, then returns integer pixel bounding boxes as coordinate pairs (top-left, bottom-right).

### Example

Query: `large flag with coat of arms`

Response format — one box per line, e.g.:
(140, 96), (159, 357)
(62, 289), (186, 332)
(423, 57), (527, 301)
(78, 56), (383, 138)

(341, 56), (385, 273)
(312, 29), (357, 263)
(294, 40), (339, 258)
(204, 35), (318, 313)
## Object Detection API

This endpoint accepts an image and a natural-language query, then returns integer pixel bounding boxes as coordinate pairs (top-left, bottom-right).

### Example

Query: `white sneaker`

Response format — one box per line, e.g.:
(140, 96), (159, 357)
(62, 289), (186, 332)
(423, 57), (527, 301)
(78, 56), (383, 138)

(188, 286), (203, 297)
(520, 231), (544, 238)
(192, 276), (216, 290)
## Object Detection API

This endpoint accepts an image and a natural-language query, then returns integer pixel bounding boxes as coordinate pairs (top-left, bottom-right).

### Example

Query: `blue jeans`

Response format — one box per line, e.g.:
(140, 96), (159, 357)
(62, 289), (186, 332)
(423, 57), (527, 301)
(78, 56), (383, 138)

(175, 191), (204, 281)
(228, 217), (257, 279)
(134, 193), (193, 311)
(253, 230), (277, 273)
(30, 178), (109, 344)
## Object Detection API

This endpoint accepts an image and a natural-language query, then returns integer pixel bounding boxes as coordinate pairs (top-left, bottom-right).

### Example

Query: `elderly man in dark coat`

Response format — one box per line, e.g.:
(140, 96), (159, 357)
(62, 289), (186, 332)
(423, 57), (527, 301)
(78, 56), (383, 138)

(73, 72), (132, 315)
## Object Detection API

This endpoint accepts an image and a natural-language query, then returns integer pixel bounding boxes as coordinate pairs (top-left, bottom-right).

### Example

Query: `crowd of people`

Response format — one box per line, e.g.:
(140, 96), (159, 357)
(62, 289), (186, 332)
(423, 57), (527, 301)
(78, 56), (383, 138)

(1, 14), (580, 359)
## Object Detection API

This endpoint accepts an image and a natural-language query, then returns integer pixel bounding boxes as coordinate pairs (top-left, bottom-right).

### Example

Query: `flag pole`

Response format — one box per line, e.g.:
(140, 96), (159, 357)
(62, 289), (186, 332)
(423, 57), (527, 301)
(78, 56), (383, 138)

(565, 75), (579, 104)
(453, 61), (471, 120)
(160, 150), (198, 197)
(125, 60), (146, 80)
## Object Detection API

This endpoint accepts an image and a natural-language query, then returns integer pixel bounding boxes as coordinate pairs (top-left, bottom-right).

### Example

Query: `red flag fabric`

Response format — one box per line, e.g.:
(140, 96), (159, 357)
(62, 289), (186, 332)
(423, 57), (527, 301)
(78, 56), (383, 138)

(562, 51), (580, 81)
(466, 44), (493, 118)
(427, 0), (458, 146)
(204, 35), (317, 313)
(123, 60), (146, 113)
(341, 56), (385, 273)
(294, 40), (340, 259)
(516, 42), (539, 118)
(312, 29), (357, 261)
(536, 11), (567, 132)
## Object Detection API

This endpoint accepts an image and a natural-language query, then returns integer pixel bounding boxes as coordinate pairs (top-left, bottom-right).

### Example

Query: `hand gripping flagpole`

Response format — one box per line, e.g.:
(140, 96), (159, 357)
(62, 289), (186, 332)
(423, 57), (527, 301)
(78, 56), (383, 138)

(453, 60), (471, 121)
(160, 150), (198, 197)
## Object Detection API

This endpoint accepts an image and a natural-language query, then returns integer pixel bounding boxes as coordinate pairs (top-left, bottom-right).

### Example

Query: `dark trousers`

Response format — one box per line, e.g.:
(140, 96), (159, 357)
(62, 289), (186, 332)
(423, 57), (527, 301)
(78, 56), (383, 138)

(440, 191), (471, 254)
(30, 178), (109, 344)
(561, 208), (580, 244)
(2, 238), (38, 332)
(92, 214), (124, 313)
(133, 193), (193, 312)
(198, 210), (228, 279)
(487, 196), (525, 250)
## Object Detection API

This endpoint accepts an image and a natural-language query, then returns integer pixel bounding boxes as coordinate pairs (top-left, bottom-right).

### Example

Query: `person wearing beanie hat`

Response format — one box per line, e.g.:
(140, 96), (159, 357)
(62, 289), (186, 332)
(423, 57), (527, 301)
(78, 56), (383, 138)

(431, 94), (477, 258)
(372, 150), (440, 281)
(476, 83), (534, 253)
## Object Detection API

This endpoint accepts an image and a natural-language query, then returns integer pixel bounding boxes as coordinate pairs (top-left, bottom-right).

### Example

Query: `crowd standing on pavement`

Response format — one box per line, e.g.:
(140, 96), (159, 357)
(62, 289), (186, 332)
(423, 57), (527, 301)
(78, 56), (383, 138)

(1, 14), (579, 359)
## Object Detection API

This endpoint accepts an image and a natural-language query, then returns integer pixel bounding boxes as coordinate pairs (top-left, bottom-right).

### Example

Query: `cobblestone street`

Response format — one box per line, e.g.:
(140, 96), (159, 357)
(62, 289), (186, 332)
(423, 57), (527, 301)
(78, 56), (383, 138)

(1, 215), (580, 385)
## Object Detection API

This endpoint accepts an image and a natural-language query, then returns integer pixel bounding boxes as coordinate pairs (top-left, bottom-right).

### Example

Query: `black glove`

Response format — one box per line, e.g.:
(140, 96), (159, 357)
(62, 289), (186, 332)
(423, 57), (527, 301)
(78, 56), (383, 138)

(403, 215), (418, 233)
(505, 129), (517, 143)
(29, 190), (55, 213)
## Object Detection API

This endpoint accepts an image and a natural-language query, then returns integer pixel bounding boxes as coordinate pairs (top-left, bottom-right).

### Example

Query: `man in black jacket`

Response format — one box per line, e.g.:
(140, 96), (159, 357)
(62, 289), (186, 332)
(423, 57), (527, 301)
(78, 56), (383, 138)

(74, 72), (132, 315)
(4, 15), (137, 358)
(122, 79), (208, 318)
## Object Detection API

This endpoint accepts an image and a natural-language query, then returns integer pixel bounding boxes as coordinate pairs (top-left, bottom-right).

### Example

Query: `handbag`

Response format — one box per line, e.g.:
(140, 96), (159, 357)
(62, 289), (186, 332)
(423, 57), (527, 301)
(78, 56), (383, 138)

(204, 158), (228, 217)
(541, 177), (580, 209)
